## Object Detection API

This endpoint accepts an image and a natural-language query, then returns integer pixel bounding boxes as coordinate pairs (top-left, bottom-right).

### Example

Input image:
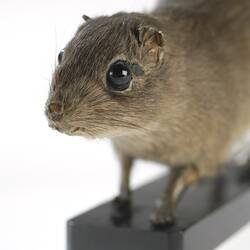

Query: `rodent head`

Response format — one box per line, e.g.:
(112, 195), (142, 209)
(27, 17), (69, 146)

(45, 13), (165, 138)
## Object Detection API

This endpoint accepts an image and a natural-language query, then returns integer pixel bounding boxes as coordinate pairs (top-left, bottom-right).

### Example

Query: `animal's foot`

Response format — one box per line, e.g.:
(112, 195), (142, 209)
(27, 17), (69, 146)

(111, 196), (132, 226)
(112, 196), (131, 212)
(150, 202), (175, 229)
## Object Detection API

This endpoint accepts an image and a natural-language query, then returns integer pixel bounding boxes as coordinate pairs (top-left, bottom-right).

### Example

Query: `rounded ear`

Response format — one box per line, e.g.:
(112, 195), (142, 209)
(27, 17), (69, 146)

(138, 26), (164, 47)
(135, 26), (165, 63)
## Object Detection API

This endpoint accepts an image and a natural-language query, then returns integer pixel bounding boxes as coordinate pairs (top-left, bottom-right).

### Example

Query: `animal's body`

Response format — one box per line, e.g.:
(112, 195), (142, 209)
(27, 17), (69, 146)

(46, 0), (250, 226)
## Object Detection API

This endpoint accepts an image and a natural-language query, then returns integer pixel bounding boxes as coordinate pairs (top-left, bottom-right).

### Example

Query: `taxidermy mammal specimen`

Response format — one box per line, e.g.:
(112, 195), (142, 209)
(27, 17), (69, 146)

(45, 0), (250, 227)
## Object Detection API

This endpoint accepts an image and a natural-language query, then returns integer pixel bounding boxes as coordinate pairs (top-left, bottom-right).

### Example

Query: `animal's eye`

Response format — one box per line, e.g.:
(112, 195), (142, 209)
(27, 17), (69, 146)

(58, 49), (64, 64)
(106, 61), (132, 91)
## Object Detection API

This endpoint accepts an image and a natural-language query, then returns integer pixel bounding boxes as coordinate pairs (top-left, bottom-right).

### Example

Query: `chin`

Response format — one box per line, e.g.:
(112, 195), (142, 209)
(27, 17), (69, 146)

(49, 118), (132, 139)
(71, 128), (125, 140)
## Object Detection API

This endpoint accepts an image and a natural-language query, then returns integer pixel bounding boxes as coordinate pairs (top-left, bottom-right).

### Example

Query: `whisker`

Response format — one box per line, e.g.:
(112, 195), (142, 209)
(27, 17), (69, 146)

(71, 116), (149, 133)
(54, 26), (58, 68)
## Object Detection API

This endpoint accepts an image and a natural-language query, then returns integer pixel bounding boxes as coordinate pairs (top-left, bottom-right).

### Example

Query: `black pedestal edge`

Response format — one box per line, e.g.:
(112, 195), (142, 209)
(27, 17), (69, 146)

(67, 168), (250, 250)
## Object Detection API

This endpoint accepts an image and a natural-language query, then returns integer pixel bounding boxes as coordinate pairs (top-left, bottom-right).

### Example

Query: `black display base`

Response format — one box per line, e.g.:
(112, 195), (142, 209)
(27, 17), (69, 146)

(67, 166), (250, 250)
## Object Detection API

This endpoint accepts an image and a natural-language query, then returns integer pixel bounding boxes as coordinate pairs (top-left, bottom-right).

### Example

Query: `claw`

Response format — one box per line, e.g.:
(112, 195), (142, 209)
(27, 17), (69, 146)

(150, 209), (175, 229)
(111, 196), (132, 226)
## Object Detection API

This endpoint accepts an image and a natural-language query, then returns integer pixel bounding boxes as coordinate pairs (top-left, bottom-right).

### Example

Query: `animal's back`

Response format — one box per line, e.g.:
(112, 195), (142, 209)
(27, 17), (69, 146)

(113, 0), (250, 173)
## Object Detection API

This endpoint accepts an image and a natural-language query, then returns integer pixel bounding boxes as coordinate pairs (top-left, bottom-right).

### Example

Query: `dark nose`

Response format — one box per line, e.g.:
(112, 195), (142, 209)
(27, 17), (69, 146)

(47, 102), (63, 121)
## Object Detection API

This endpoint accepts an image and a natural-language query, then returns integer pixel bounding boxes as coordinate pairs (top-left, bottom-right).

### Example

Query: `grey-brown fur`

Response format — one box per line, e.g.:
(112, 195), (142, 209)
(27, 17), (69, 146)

(46, 0), (250, 226)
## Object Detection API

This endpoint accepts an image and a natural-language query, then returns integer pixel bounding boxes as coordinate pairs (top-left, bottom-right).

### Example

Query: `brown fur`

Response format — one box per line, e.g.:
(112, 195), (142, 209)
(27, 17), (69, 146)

(45, 0), (250, 226)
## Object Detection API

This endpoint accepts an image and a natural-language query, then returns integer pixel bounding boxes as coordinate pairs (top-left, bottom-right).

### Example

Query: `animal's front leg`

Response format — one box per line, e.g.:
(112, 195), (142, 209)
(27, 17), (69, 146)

(118, 155), (133, 201)
(111, 154), (134, 224)
(150, 166), (200, 228)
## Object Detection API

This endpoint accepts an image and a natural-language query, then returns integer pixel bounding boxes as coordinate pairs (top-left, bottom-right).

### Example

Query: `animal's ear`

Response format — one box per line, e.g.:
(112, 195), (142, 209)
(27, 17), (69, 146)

(82, 15), (91, 21)
(134, 26), (164, 63)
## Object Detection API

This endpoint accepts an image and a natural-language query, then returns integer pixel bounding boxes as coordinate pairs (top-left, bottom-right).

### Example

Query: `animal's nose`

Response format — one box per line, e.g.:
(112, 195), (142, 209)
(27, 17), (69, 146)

(47, 102), (63, 121)
(49, 102), (62, 113)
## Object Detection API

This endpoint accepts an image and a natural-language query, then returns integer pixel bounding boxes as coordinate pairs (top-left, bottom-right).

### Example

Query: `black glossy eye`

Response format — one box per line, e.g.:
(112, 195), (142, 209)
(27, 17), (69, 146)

(58, 49), (64, 64)
(106, 61), (132, 91)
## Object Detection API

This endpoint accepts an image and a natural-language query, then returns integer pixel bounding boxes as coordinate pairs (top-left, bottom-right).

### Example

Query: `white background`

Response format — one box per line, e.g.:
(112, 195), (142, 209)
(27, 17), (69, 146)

(0, 0), (249, 249)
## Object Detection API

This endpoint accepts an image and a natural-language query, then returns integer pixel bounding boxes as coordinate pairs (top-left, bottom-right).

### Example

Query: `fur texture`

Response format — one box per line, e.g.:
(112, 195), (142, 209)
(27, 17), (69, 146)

(46, 0), (250, 226)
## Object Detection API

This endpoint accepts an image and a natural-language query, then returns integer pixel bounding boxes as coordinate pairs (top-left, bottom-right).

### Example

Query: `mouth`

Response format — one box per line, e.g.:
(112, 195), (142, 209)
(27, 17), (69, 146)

(62, 127), (85, 136)
(49, 121), (85, 136)
(67, 127), (88, 136)
(70, 127), (81, 133)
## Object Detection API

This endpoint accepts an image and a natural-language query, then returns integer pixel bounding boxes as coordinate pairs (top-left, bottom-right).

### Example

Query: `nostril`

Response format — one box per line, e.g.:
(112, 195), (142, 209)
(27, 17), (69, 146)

(48, 102), (62, 114)
(47, 102), (63, 121)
